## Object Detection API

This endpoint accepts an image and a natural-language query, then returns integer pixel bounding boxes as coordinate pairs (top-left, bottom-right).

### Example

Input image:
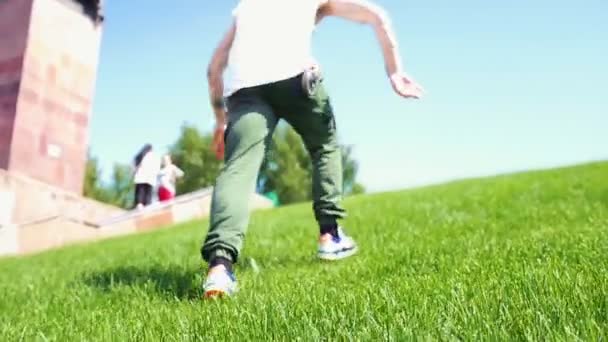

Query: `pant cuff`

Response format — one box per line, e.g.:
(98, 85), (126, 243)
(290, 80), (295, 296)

(316, 215), (341, 226)
(202, 246), (236, 264)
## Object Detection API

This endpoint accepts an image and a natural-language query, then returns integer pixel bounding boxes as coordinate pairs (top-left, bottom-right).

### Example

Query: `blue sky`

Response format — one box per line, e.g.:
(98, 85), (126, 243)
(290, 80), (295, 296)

(90, 0), (607, 192)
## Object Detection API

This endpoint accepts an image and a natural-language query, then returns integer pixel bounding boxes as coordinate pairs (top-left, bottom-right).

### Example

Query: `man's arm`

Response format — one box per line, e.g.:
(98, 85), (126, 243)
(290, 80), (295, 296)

(317, 0), (423, 98)
(207, 21), (237, 126)
(207, 21), (237, 160)
(317, 0), (401, 76)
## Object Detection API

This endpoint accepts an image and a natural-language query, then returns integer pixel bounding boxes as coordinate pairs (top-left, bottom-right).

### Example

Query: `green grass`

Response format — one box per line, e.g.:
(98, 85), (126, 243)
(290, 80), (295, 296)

(1, 162), (607, 341)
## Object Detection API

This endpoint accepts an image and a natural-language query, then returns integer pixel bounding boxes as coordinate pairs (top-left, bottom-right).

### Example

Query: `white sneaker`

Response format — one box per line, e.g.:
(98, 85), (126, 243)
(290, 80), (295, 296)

(317, 227), (358, 261)
(202, 265), (237, 299)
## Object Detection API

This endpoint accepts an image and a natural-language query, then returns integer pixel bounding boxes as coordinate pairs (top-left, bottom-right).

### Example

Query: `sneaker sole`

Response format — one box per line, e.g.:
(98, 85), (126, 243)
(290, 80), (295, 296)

(203, 289), (232, 299)
(317, 246), (358, 261)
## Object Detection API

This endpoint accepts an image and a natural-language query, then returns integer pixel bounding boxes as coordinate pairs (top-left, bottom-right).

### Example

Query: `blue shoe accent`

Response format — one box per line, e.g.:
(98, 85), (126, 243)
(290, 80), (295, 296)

(318, 227), (358, 261)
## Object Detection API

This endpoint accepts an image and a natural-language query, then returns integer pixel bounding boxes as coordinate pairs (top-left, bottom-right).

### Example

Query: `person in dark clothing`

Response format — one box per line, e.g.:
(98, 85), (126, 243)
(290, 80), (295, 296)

(132, 144), (159, 209)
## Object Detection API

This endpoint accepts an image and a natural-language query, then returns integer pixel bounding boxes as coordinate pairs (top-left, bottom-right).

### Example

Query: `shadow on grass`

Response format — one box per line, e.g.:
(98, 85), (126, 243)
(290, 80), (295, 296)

(81, 265), (201, 301)
(80, 255), (321, 301)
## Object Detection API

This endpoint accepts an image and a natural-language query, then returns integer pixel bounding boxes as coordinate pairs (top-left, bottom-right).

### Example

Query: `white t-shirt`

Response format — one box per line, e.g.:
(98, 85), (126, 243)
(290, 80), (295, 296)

(157, 164), (185, 194)
(133, 151), (160, 186)
(224, 0), (328, 96)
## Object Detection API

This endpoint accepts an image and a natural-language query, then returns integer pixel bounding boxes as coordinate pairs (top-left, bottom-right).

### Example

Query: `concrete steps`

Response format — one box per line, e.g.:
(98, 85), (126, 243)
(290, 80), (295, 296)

(0, 171), (273, 257)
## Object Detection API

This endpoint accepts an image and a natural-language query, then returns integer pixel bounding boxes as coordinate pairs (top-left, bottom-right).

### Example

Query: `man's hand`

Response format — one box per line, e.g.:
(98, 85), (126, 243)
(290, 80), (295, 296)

(390, 73), (424, 99)
(211, 121), (226, 161)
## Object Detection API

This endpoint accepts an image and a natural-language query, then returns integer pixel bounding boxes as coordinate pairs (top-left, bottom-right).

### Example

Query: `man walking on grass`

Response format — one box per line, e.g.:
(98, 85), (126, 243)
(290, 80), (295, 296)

(202, 0), (424, 298)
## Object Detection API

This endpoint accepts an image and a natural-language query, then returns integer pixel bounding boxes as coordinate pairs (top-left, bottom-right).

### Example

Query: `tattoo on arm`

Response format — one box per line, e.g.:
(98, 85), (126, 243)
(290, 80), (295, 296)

(211, 97), (224, 109)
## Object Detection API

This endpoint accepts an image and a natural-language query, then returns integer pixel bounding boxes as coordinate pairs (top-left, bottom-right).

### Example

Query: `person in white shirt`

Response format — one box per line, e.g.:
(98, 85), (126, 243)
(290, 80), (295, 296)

(132, 144), (160, 209)
(157, 154), (185, 202)
(201, 0), (424, 298)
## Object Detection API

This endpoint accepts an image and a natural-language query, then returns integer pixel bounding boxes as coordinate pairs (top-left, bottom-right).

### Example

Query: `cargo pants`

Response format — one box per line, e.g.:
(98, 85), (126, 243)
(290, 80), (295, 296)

(201, 72), (346, 264)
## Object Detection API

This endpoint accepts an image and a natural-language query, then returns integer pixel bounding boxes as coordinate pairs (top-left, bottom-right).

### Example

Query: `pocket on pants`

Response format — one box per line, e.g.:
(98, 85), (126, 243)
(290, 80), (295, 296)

(301, 67), (323, 98)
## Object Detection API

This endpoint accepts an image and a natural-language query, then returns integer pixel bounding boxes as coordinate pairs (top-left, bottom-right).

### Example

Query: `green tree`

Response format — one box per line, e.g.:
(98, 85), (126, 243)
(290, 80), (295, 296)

(259, 125), (312, 204)
(258, 124), (365, 205)
(83, 152), (99, 197)
(340, 144), (366, 196)
(350, 182), (366, 195)
(168, 123), (223, 195)
(83, 152), (135, 209)
(107, 163), (134, 209)
(84, 122), (364, 209)
(83, 152), (112, 203)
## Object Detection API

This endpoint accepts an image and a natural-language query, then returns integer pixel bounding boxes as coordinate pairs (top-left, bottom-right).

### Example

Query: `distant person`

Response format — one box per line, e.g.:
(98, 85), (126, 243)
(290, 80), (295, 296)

(201, 0), (424, 298)
(157, 154), (185, 202)
(132, 144), (160, 209)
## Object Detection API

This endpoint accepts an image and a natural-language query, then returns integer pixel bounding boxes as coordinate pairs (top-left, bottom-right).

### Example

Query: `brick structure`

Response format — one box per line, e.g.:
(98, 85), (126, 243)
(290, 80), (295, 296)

(0, 0), (103, 194)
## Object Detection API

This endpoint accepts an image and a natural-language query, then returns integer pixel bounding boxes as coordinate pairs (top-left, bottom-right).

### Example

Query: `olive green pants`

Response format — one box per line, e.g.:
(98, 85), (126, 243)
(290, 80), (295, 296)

(201, 73), (346, 263)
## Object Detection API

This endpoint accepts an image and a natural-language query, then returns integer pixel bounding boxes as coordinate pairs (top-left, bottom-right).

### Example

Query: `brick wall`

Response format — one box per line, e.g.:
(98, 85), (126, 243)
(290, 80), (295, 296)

(0, 0), (33, 169)
(1, 0), (103, 194)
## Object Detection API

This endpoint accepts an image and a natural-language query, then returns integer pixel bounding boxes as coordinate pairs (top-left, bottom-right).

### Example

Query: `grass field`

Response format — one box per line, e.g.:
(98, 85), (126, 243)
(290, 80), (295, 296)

(0, 162), (607, 340)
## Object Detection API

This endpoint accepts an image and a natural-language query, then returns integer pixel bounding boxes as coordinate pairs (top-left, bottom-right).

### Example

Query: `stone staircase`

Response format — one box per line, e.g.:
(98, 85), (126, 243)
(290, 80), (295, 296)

(0, 171), (273, 257)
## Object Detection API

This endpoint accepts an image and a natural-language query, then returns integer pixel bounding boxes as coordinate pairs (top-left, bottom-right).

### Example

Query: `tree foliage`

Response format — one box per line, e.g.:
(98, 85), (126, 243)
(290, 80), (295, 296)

(258, 125), (312, 204)
(83, 122), (364, 208)
(83, 152), (134, 209)
(107, 163), (134, 209)
(258, 124), (365, 205)
(168, 124), (223, 195)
